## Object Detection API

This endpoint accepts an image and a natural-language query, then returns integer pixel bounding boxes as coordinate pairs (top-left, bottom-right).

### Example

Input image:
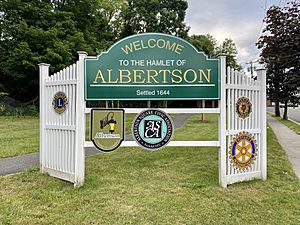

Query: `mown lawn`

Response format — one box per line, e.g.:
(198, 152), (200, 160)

(0, 114), (138, 158)
(0, 114), (300, 224)
(0, 116), (39, 158)
(0, 113), (179, 158)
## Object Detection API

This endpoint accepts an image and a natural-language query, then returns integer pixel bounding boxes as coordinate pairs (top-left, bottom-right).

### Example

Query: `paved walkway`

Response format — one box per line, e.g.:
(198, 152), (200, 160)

(268, 115), (300, 180)
(0, 113), (192, 176)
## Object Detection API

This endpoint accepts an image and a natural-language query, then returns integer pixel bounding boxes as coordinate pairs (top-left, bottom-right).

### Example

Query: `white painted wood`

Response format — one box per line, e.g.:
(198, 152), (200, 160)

(227, 171), (261, 185)
(43, 167), (75, 183)
(219, 55), (227, 188)
(225, 129), (261, 136)
(257, 69), (267, 180)
(45, 79), (77, 86)
(39, 63), (50, 173)
(45, 124), (76, 131)
(84, 141), (220, 148)
(225, 84), (260, 91)
(74, 51), (87, 187)
(85, 107), (220, 114)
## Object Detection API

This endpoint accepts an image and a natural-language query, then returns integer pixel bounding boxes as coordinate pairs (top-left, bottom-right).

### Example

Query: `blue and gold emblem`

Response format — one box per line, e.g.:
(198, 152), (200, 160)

(229, 132), (257, 170)
(236, 97), (252, 119)
(52, 92), (68, 114)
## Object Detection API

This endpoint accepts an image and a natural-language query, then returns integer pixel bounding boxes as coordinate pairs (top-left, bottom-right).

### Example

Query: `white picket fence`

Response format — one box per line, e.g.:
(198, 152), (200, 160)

(39, 53), (266, 188)
(39, 52), (86, 186)
(220, 65), (267, 186)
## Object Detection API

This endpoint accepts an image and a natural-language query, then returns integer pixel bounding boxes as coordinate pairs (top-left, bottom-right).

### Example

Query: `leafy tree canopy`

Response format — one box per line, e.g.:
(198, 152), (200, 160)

(257, 1), (300, 118)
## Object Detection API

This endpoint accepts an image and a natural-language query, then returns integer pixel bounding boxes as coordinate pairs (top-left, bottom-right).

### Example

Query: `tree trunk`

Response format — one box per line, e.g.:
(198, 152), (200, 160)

(283, 101), (288, 120)
(275, 101), (280, 117)
(163, 100), (168, 108)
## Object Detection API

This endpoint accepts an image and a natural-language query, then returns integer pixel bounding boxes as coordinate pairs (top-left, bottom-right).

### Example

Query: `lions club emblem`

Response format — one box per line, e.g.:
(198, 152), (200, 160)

(229, 132), (257, 170)
(52, 92), (68, 114)
(236, 97), (252, 119)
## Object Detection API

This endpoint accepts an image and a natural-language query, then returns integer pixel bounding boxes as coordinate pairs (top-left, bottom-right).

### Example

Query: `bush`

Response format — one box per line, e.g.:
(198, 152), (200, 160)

(0, 94), (39, 116)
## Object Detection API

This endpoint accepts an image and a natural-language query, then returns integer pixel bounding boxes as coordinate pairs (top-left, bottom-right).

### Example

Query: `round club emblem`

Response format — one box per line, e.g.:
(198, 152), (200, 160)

(132, 109), (173, 150)
(52, 92), (68, 114)
(229, 132), (257, 170)
(236, 97), (252, 119)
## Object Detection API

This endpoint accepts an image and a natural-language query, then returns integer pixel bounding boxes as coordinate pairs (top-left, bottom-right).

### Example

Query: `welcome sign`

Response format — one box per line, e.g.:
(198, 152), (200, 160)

(85, 33), (219, 100)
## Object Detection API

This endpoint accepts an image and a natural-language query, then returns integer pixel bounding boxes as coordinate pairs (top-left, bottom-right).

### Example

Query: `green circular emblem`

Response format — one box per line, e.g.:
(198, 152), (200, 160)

(52, 92), (68, 114)
(132, 109), (173, 150)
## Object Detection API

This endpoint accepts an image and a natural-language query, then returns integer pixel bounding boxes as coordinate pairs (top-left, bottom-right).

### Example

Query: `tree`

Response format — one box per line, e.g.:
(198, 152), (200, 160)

(257, 1), (300, 119)
(121, 0), (189, 38)
(188, 34), (217, 57)
(216, 38), (241, 70)
(0, 0), (116, 102)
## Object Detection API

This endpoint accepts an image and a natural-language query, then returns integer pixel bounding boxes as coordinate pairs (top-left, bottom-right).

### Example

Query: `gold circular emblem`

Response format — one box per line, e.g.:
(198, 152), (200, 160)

(236, 97), (252, 119)
(52, 92), (68, 114)
(229, 132), (257, 170)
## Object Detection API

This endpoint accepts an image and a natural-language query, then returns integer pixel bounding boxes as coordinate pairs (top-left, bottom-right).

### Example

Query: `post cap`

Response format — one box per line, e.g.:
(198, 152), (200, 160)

(38, 63), (50, 67)
(77, 51), (88, 56)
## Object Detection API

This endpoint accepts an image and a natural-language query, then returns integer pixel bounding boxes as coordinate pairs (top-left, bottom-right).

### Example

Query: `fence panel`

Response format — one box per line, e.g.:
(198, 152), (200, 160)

(40, 63), (77, 183)
(224, 67), (266, 185)
(39, 52), (87, 186)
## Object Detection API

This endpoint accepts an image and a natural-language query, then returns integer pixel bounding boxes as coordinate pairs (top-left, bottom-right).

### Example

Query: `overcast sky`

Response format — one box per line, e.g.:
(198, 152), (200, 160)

(185, 0), (284, 67)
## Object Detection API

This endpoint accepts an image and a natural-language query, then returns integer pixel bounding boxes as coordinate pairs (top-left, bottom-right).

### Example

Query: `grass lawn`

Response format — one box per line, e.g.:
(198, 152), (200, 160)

(0, 115), (300, 224)
(271, 115), (300, 135)
(0, 114), (138, 158)
(0, 113), (178, 158)
(173, 114), (218, 141)
(0, 116), (39, 158)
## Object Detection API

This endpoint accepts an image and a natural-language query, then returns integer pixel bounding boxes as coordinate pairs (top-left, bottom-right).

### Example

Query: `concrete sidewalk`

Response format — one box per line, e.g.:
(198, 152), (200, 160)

(0, 113), (192, 176)
(268, 115), (300, 180)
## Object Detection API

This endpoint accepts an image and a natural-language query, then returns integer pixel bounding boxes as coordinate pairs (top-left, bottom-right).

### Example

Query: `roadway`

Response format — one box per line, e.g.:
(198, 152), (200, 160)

(267, 107), (300, 124)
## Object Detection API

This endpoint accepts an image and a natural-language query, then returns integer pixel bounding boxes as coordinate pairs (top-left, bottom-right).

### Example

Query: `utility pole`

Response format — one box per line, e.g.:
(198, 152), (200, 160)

(246, 60), (259, 79)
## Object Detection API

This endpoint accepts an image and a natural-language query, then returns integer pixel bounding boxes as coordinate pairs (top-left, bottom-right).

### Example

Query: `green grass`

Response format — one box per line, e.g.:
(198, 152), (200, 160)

(173, 114), (218, 141)
(0, 113), (180, 158)
(0, 116), (39, 158)
(272, 115), (300, 135)
(0, 115), (300, 224)
(0, 113), (137, 158)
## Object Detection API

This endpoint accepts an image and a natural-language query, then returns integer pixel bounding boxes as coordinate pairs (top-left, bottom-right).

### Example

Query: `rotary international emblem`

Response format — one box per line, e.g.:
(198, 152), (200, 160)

(229, 132), (257, 170)
(236, 97), (252, 119)
(52, 92), (68, 114)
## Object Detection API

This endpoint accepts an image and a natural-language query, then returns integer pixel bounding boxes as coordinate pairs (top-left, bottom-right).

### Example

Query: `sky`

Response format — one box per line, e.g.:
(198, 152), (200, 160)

(185, 0), (284, 68)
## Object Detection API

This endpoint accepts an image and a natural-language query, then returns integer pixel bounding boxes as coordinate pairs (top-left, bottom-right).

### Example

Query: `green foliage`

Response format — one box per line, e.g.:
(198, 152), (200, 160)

(188, 35), (241, 70)
(0, 0), (116, 102)
(216, 38), (241, 70)
(121, 0), (189, 38)
(257, 2), (300, 118)
(0, 0), (241, 106)
(188, 34), (217, 57)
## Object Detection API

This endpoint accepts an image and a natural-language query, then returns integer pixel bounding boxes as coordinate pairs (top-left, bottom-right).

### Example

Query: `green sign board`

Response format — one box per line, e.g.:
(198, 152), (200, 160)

(85, 33), (219, 100)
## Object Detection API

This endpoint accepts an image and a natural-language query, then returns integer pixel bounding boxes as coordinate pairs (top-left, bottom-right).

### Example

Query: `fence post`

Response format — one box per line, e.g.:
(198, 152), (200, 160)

(38, 63), (50, 173)
(219, 55), (227, 188)
(75, 51), (87, 187)
(256, 68), (267, 180)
